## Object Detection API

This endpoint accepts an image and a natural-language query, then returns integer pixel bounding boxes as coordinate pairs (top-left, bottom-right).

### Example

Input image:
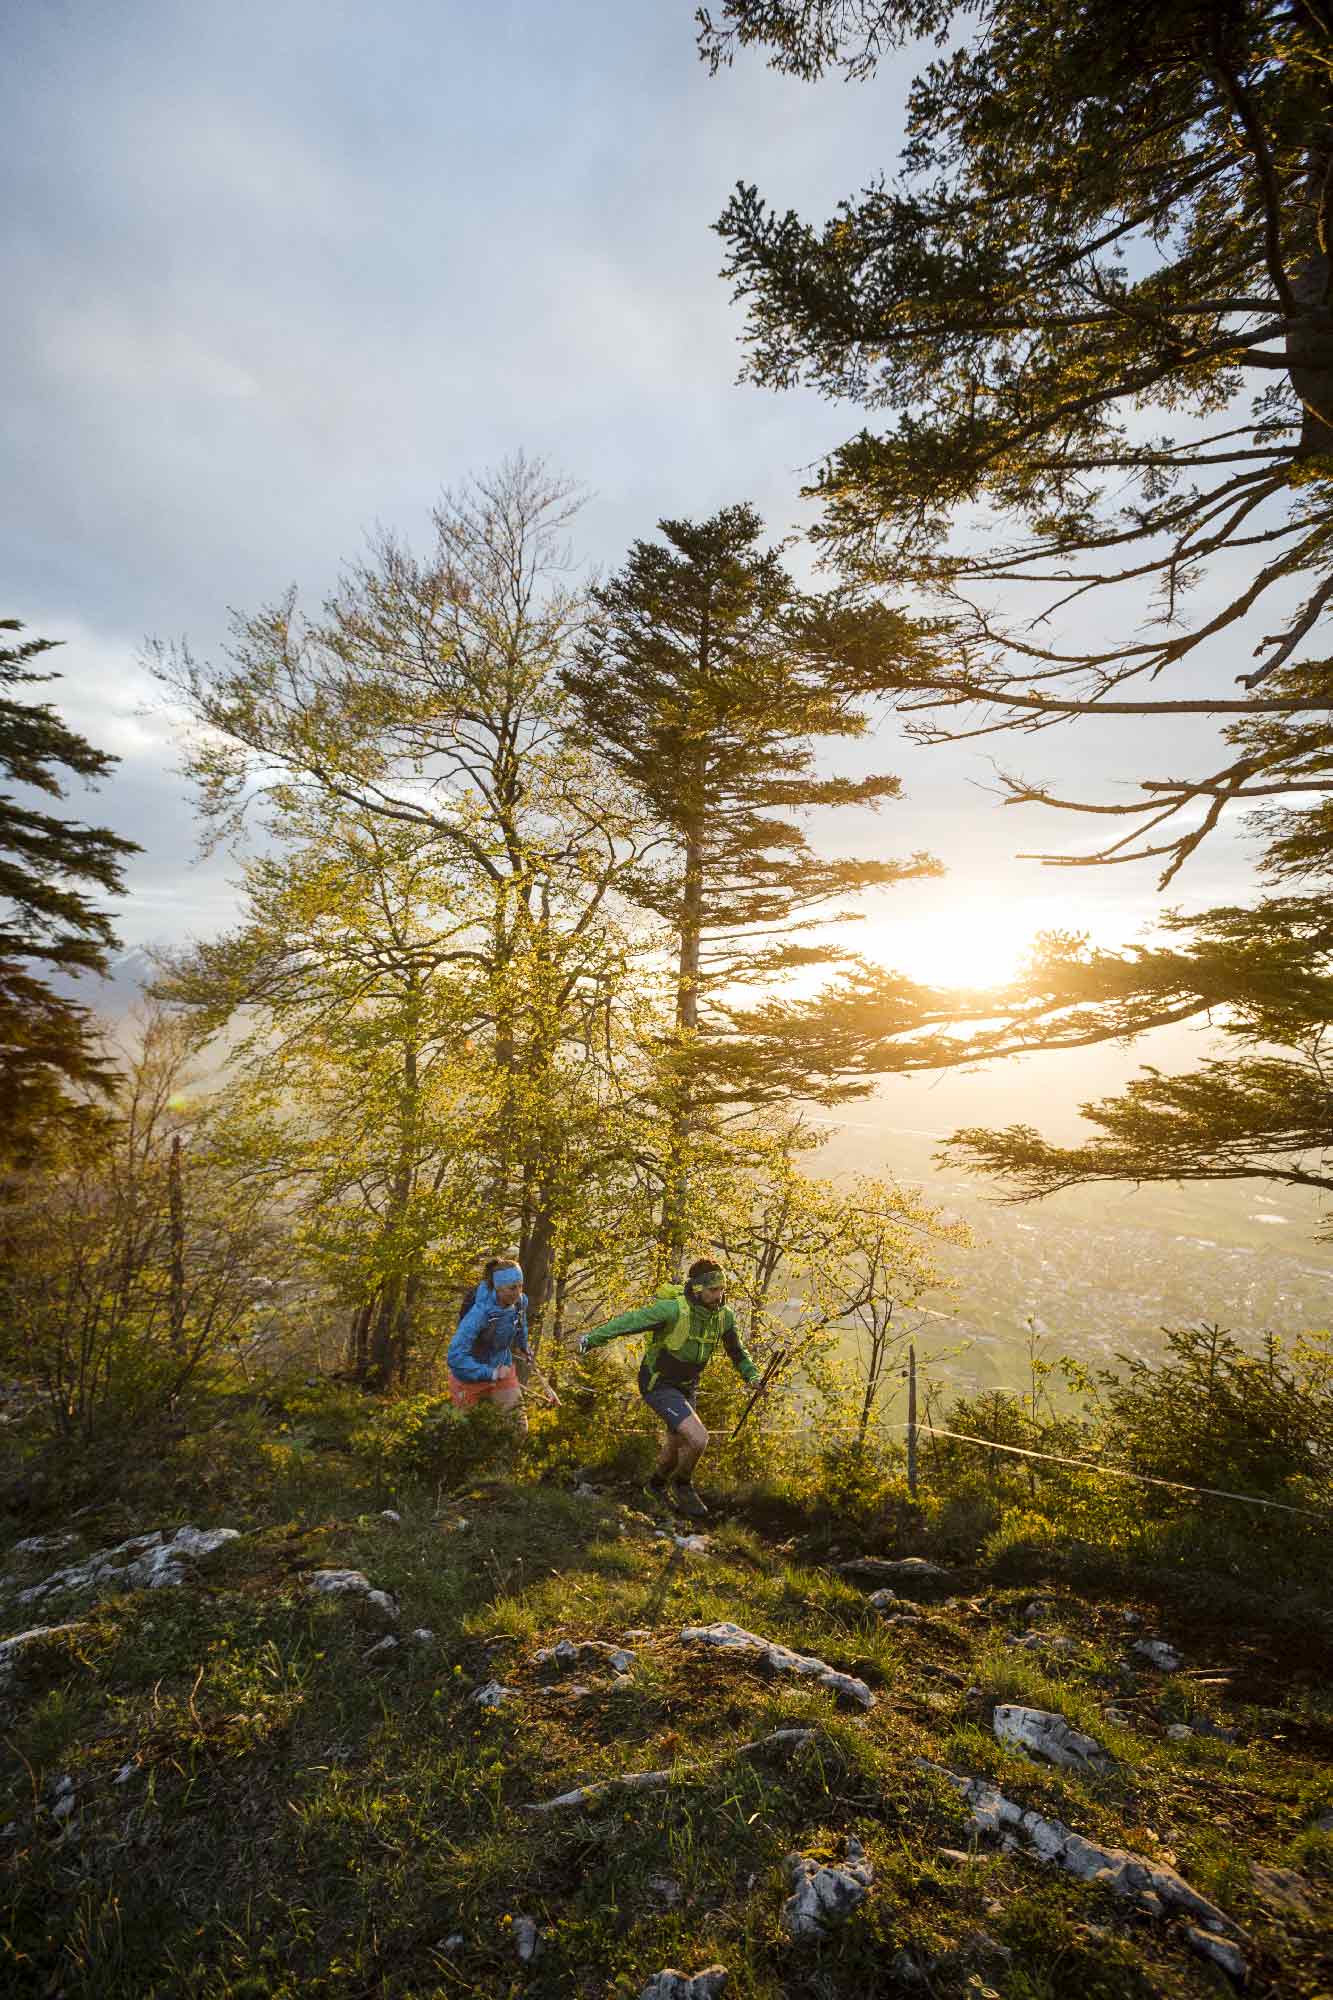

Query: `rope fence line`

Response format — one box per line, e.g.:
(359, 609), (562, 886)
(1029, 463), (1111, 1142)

(529, 1406), (1333, 1524)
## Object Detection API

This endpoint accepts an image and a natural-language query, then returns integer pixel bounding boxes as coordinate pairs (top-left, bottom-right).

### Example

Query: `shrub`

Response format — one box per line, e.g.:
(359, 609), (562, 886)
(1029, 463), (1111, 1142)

(352, 1394), (518, 1492)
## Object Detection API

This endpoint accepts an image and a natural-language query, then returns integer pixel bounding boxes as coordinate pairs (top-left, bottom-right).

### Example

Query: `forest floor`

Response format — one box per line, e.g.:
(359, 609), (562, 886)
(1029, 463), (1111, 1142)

(1, 1394), (1331, 2000)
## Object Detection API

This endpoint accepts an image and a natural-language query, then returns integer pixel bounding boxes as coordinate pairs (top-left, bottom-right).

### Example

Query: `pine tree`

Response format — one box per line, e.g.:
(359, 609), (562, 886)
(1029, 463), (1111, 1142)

(0, 621), (138, 1160)
(560, 502), (939, 1261)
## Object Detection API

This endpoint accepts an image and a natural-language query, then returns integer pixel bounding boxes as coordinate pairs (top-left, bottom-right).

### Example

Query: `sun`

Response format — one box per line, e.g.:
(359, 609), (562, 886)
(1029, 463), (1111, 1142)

(864, 893), (1091, 992)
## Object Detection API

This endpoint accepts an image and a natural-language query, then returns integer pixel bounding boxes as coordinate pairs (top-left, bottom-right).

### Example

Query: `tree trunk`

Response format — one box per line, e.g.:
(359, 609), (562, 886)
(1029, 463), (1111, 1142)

(661, 812), (706, 1275)
(168, 1133), (185, 1356)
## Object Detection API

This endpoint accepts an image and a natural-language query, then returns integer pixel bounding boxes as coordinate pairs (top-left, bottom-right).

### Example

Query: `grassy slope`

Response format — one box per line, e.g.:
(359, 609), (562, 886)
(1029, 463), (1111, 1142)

(2, 1421), (1331, 2000)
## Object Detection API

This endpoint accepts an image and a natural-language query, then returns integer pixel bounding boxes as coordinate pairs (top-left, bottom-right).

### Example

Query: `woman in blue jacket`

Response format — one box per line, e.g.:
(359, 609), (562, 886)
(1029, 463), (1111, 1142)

(447, 1260), (544, 1431)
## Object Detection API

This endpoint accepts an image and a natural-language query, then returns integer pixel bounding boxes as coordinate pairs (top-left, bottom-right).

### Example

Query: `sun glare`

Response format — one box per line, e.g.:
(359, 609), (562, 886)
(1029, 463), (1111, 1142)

(867, 894), (1094, 992)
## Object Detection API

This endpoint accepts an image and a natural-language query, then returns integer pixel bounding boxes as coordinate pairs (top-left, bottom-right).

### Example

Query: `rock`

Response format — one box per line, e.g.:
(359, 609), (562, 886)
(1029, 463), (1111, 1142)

(866, 1589), (898, 1610)
(933, 1931), (1013, 1981)
(1102, 1709), (1132, 1726)
(673, 1534), (711, 1553)
(924, 1763), (1239, 1933)
(113, 1762), (136, 1785)
(17, 1525), (241, 1606)
(623, 1628), (653, 1642)
(1166, 1723), (1192, 1741)
(512, 1915), (539, 1962)
(1007, 1631), (1078, 1656)
(526, 1728), (816, 1814)
(680, 1621), (875, 1709)
(639, 1968), (728, 2000)
(1184, 1927), (1248, 1981)
(993, 1705), (1112, 1773)
(573, 1482), (599, 1499)
(533, 1638), (636, 1675)
(1249, 1864), (1317, 1919)
(647, 1873), (683, 1906)
(306, 1570), (398, 1620)
(363, 1635), (399, 1662)
(0, 1622), (89, 1686)
(442, 1933), (464, 1953)
(1120, 1610), (1142, 1627)
(837, 1556), (949, 1591)
(1313, 1808), (1333, 1832)
(10, 1535), (77, 1557)
(1189, 1715), (1237, 1743)
(379, 1509), (402, 1524)
(471, 1680), (518, 1708)
(1133, 1639), (1181, 1672)
(410, 1629), (435, 1645)
(937, 1847), (978, 1866)
(782, 1834), (873, 1937)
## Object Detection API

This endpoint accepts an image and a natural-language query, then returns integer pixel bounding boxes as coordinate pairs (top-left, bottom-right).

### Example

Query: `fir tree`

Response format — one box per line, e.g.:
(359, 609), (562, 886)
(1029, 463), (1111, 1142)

(0, 621), (138, 1159)
(560, 503), (939, 1260)
(696, 0), (1333, 880)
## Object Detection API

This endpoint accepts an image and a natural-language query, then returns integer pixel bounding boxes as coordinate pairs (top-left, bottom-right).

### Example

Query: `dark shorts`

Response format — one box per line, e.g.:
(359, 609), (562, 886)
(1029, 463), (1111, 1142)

(638, 1358), (699, 1432)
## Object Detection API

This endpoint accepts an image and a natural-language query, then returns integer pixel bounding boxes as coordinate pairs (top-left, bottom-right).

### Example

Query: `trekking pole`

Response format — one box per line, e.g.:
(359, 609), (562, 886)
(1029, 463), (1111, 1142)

(526, 1359), (562, 1408)
(729, 1347), (788, 1441)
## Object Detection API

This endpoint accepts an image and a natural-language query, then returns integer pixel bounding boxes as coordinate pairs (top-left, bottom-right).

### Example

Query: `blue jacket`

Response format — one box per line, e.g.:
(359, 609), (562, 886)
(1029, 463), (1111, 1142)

(448, 1279), (531, 1382)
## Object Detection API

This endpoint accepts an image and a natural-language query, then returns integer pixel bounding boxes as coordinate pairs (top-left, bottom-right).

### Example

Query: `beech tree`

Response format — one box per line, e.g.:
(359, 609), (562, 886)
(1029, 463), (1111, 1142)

(156, 459), (650, 1358)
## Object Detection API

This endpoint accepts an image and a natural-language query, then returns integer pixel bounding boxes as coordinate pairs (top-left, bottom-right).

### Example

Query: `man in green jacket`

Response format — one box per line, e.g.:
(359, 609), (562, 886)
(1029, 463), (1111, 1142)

(577, 1257), (761, 1519)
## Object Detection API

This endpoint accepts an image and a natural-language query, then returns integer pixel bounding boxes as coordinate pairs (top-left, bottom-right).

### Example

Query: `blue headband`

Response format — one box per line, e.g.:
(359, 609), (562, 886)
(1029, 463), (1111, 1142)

(493, 1264), (523, 1288)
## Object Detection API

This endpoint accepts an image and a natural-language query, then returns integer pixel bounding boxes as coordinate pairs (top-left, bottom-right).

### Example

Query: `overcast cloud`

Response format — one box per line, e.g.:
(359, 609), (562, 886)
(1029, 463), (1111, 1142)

(5, 0), (1259, 988)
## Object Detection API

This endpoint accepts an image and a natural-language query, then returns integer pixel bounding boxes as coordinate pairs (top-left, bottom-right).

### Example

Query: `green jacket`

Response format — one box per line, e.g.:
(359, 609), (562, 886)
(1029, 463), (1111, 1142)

(582, 1288), (761, 1391)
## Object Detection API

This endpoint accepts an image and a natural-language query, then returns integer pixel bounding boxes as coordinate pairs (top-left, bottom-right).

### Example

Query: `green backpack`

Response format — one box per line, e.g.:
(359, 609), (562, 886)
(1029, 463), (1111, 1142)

(644, 1282), (727, 1387)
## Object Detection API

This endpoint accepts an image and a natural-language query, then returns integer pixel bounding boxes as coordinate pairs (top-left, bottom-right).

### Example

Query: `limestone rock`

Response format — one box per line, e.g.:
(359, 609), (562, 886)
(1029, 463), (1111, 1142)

(1132, 1638), (1182, 1672)
(1249, 1864), (1317, 1919)
(471, 1679), (518, 1708)
(924, 1762), (1239, 1933)
(837, 1556), (949, 1592)
(782, 1835), (873, 1937)
(640, 1968), (728, 2000)
(379, 1509), (402, 1524)
(10, 1534), (77, 1558)
(647, 1873), (682, 1907)
(993, 1705), (1111, 1772)
(1184, 1927), (1248, 1981)
(866, 1589), (898, 1610)
(680, 1620), (874, 1709)
(0, 1622), (89, 1687)
(16, 1526), (240, 1605)
(1166, 1722), (1192, 1741)
(512, 1915), (539, 1962)
(306, 1570), (398, 1620)
(363, 1635), (399, 1662)
(533, 1637), (635, 1675)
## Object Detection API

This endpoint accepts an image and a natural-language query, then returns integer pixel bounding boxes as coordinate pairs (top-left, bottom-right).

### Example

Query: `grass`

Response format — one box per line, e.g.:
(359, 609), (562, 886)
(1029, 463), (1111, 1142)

(0, 1401), (1330, 1998)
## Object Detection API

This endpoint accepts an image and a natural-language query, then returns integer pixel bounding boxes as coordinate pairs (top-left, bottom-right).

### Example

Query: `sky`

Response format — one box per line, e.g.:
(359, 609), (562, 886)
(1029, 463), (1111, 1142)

(5, 0), (1263, 1006)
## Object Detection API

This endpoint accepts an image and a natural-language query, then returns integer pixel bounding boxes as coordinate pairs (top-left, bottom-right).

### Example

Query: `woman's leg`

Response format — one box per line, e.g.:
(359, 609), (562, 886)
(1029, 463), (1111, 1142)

(489, 1377), (528, 1435)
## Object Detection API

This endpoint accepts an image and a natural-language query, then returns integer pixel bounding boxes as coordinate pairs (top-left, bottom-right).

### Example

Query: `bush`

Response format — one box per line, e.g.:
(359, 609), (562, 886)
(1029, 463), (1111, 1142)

(352, 1394), (518, 1492)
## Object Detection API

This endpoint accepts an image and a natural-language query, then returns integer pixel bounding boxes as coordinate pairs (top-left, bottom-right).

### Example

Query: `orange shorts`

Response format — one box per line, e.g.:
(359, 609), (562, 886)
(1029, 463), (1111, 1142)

(448, 1364), (520, 1409)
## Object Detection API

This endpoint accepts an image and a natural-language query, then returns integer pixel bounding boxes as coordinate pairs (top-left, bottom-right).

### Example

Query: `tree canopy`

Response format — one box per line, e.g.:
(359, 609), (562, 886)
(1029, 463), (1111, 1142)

(698, 0), (1333, 881)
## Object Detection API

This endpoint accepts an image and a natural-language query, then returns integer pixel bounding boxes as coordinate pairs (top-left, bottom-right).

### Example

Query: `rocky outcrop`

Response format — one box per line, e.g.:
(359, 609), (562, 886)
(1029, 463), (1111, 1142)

(306, 1570), (397, 1620)
(680, 1621), (874, 1709)
(640, 1969), (727, 2000)
(15, 1526), (240, 1606)
(924, 1762), (1240, 1937)
(782, 1835), (873, 1937)
(526, 1728), (817, 1814)
(0, 1623), (89, 1688)
(533, 1638), (635, 1675)
(992, 1704), (1112, 1772)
